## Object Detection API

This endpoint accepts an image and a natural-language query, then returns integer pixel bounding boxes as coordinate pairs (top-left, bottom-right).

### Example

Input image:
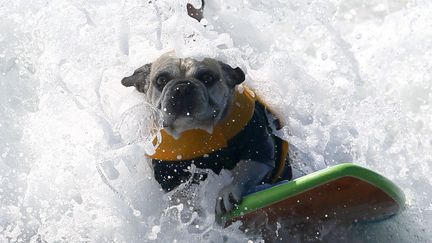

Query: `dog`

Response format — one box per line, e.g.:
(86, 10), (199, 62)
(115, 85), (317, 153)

(121, 52), (292, 216)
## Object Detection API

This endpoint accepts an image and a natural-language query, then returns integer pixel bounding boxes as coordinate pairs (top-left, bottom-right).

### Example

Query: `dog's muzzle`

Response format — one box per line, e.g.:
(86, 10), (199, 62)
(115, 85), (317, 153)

(162, 79), (208, 117)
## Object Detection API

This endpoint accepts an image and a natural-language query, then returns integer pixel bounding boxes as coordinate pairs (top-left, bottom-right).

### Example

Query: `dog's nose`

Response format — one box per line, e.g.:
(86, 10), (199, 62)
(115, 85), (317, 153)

(164, 80), (202, 115)
(173, 81), (195, 96)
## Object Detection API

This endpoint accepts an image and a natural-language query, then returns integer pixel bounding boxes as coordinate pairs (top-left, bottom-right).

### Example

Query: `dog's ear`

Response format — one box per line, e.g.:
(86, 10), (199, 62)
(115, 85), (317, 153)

(187, 0), (204, 22)
(219, 62), (245, 87)
(121, 63), (152, 93)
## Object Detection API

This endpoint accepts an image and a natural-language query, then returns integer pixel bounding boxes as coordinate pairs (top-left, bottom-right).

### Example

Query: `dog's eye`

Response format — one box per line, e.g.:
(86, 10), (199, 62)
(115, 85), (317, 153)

(200, 73), (216, 86)
(156, 75), (169, 89)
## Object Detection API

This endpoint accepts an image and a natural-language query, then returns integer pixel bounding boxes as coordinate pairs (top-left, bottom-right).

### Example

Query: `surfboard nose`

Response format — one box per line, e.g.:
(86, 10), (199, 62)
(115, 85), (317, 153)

(223, 163), (405, 230)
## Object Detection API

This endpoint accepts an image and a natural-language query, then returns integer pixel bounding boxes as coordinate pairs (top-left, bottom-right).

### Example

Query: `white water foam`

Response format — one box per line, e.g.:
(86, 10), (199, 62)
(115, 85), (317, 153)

(1, 0), (431, 242)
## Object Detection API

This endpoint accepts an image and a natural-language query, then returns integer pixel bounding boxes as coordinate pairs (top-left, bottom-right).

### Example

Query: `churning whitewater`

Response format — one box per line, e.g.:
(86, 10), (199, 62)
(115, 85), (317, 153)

(1, 0), (431, 242)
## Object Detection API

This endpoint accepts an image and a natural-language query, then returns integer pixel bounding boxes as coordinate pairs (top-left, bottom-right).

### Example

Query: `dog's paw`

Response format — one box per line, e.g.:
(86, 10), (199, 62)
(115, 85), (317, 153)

(215, 184), (242, 216)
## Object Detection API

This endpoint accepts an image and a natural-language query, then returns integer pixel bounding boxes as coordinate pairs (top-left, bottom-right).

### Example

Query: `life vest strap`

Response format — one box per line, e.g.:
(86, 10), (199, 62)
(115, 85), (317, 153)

(270, 140), (289, 183)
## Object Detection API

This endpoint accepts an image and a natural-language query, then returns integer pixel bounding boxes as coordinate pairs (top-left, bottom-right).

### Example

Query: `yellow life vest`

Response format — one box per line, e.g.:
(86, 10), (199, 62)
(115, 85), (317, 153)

(147, 86), (289, 182)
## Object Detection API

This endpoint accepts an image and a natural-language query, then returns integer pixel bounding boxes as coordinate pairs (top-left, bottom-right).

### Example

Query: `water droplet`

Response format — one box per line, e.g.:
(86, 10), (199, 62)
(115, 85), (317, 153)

(133, 210), (141, 216)
(321, 52), (328, 60)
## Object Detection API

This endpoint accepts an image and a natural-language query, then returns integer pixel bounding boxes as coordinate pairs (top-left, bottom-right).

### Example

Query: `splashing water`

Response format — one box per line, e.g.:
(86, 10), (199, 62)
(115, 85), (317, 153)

(1, 0), (431, 242)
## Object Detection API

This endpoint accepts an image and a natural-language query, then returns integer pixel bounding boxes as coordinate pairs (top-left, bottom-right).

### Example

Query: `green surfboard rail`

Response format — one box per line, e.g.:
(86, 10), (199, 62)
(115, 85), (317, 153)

(224, 163), (405, 221)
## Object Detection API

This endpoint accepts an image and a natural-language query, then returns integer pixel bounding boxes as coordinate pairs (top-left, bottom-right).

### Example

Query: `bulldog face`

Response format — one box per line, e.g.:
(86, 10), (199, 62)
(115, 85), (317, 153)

(121, 52), (245, 136)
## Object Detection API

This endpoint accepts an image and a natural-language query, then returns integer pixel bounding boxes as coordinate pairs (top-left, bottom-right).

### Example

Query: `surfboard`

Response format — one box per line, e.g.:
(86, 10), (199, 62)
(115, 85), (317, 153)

(223, 163), (405, 228)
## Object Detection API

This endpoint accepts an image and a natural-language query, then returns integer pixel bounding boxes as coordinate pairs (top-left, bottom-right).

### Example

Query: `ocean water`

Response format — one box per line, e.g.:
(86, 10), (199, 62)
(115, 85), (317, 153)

(1, 0), (431, 242)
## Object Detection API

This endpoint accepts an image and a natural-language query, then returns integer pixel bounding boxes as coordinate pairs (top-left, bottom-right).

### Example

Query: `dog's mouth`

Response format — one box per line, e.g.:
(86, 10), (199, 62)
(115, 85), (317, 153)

(161, 107), (220, 127)
(161, 107), (221, 138)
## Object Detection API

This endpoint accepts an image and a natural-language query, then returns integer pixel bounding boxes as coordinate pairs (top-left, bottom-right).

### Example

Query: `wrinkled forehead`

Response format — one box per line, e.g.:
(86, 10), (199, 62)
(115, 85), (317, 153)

(151, 55), (220, 78)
